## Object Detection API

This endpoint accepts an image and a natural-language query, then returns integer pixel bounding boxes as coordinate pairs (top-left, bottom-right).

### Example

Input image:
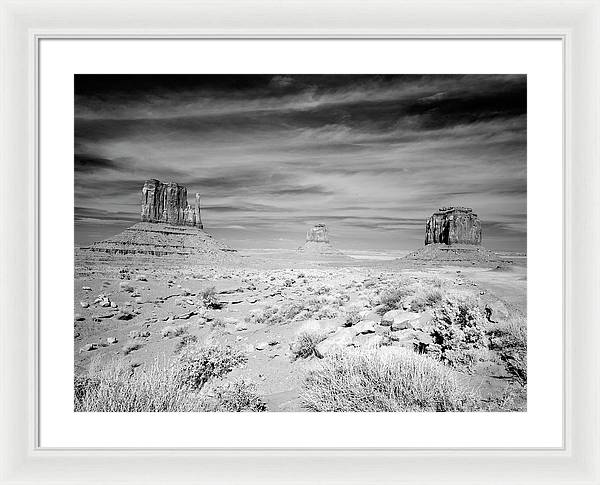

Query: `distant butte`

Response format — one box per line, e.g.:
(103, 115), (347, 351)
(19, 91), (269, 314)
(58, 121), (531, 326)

(298, 224), (347, 257)
(405, 206), (500, 264)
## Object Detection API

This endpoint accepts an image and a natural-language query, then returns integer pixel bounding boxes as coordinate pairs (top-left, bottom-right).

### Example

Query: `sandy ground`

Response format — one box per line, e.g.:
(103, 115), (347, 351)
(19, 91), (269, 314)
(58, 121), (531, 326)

(74, 248), (527, 411)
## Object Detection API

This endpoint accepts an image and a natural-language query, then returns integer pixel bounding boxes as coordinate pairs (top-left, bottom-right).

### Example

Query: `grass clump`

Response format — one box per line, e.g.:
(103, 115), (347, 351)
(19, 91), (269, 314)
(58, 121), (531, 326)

(161, 324), (188, 339)
(174, 334), (198, 353)
(300, 347), (477, 412)
(427, 295), (487, 370)
(410, 287), (444, 312)
(487, 316), (527, 386)
(290, 323), (328, 360)
(375, 279), (414, 314)
(246, 297), (340, 326)
(74, 357), (200, 412)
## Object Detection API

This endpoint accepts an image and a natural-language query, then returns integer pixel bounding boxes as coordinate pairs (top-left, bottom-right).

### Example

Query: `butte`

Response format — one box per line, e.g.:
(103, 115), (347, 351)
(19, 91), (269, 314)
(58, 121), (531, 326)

(404, 206), (500, 264)
(80, 179), (236, 260)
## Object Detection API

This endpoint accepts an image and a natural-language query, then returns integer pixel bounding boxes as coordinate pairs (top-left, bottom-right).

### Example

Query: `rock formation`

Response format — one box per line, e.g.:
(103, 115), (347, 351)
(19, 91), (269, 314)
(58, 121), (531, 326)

(84, 179), (236, 260)
(141, 179), (202, 228)
(298, 224), (347, 257)
(425, 207), (481, 246)
(404, 207), (500, 265)
(306, 223), (330, 243)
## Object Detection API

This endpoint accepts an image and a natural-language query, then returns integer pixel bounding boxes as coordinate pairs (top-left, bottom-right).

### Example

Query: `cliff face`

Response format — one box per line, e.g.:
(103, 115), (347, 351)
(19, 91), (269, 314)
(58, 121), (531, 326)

(425, 207), (482, 245)
(140, 179), (203, 228)
(306, 224), (329, 243)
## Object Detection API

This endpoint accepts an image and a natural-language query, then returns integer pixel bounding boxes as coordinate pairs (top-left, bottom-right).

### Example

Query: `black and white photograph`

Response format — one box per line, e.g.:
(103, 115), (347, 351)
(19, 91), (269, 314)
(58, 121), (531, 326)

(74, 74), (527, 412)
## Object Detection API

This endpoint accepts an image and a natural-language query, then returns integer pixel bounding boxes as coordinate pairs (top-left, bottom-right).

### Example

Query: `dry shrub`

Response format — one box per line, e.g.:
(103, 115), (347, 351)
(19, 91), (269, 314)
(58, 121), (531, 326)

(290, 323), (328, 360)
(246, 297), (340, 326)
(300, 347), (477, 412)
(427, 295), (488, 370)
(201, 286), (221, 309)
(343, 306), (362, 327)
(205, 380), (268, 412)
(174, 334), (198, 353)
(487, 316), (527, 386)
(161, 324), (189, 338)
(176, 343), (247, 391)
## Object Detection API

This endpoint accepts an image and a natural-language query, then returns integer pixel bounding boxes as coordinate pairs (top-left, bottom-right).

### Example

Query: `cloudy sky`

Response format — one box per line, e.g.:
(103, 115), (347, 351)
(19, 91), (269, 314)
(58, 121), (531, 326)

(74, 74), (526, 251)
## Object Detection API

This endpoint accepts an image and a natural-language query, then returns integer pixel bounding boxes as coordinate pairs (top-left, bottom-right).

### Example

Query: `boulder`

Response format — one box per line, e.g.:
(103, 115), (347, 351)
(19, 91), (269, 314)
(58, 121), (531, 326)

(353, 320), (376, 335)
(315, 327), (355, 356)
(380, 310), (421, 331)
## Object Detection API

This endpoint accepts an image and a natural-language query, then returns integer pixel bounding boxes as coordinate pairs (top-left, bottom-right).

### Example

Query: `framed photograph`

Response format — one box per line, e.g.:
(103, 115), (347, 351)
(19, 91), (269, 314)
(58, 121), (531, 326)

(1, 1), (598, 484)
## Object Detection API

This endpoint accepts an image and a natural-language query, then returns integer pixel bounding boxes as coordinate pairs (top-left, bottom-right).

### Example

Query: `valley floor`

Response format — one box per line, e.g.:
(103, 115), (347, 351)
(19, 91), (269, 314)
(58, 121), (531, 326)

(74, 248), (527, 412)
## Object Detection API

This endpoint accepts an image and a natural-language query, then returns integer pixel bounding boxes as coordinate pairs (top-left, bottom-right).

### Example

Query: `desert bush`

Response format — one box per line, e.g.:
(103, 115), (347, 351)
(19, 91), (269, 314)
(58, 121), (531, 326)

(300, 347), (477, 412)
(74, 356), (201, 412)
(122, 341), (143, 355)
(290, 323), (328, 360)
(201, 286), (221, 309)
(174, 334), (198, 353)
(487, 316), (527, 386)
(343, 306), (362, 327)
(175, 343), (247, 391)
(205, 380), (268, 412)
(427, 295), (487, 370)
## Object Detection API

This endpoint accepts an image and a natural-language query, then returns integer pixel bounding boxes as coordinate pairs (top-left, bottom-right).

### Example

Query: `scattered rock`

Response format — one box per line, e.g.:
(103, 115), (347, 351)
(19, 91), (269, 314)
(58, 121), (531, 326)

(79, 301), (89, 308)
(74, 313), (85, 321)
(107, 337), (118, 344)
(353, 320), (376, 335)
(116, 310), (134, 321)
(119, 282), (134, 293)
(82, 343), (99, 351)
(255, 341), (268, 351)
(82, 286), (92, 291)
(380, 310), (420, 331)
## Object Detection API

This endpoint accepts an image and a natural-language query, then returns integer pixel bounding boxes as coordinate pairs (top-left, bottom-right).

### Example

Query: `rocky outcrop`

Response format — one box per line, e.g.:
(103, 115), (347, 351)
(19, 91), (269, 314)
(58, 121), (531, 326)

(86, 222), (236, 258)
(306, 223), (329, 243)
(425, 207), (481, 246)
(141, 179), (202, 228)
(82, 179), (238, 260)
(297, 224), (347, 257)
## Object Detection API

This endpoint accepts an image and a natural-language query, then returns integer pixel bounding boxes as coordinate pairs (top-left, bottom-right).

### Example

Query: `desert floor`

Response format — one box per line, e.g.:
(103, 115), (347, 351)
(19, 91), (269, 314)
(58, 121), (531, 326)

(74, 249), (527, 411)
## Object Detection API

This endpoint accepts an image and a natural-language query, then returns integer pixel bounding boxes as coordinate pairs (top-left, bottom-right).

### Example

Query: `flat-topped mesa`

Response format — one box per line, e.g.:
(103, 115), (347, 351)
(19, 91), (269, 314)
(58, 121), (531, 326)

(425, 206), (482, 246)
(306, 223), (329, 243)
(141, 179), (203, 228)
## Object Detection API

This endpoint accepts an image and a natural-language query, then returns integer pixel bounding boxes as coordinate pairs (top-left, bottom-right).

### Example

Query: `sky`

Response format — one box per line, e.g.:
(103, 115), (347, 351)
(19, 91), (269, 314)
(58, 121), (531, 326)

(74, 74), (526, 251)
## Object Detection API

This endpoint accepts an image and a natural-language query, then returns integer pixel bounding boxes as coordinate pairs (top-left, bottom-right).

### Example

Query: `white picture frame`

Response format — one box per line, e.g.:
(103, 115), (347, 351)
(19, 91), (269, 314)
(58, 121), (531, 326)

(0, 0), (598, 483)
